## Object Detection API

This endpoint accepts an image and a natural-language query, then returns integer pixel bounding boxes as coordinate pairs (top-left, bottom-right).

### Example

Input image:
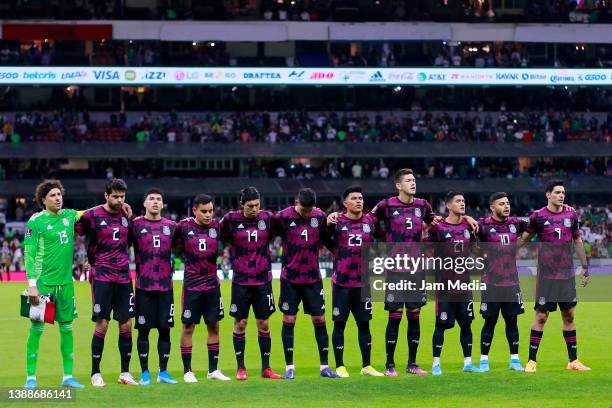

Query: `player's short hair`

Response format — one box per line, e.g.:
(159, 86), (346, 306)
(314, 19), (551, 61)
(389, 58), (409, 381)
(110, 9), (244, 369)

(545, 179), (565, 193)
(445, 191), (464, 204)
(342, 185), (362, 201)
(489, 192), (508, 205)
(34, 179), (65, 208)
(144, 188), (164, 201)
(394, 168), (414, 184)
(240, 186), (260, 203)
(105, 178), (128, 194)
(297, 188), (317, 207)
(193, 194), (213, 207)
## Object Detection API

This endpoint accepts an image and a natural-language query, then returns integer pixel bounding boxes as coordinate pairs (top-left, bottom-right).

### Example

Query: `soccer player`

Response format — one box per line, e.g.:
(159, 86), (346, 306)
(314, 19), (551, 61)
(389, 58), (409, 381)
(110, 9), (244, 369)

(274, 188), (339, 379)
(325, 185), (383, 378)
(176, 194), (229, 382)
(476, 192), (526, 372)
(520, 180), (590, 373)
(219, 187), (283, 380)
(426, 192), (482, 375)
(76, 178), (137, 387)
(23, 180), (85, 389)
(131, 188), (178, 385)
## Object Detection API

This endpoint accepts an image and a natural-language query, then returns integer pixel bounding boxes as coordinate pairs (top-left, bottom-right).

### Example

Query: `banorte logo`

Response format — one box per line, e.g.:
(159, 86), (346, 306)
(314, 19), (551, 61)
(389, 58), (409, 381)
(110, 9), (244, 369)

(417, 72), (427, 82)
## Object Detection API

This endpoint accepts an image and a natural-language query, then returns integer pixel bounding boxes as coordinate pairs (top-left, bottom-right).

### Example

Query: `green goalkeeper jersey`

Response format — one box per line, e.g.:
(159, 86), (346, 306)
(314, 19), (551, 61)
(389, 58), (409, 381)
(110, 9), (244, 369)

(24, 209), (83, 286)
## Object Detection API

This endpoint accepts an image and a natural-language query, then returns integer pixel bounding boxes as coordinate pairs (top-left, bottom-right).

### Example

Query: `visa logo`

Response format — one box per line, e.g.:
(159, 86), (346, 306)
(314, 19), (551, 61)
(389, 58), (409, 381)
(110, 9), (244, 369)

(93, 70), (120, 80)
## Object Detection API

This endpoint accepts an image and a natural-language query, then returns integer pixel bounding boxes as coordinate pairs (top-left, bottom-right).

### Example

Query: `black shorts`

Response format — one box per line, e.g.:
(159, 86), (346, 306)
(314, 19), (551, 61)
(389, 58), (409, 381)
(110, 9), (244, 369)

(230, 282), (275, 320)
(480, 285), (525, 318)
(91, 280), (135, 322)
(332, 284), (372, 322)
(534, 278), (577, 312)
(279, 279), (325, 316)
(436, 299), (474, 328)
(135, 289), (175, 329)
(182, 286), (224, 325)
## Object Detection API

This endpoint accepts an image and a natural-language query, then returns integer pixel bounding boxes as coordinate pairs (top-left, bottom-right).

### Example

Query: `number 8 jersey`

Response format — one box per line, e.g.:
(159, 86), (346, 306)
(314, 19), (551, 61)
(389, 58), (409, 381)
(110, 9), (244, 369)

(326, 213), (378, 288)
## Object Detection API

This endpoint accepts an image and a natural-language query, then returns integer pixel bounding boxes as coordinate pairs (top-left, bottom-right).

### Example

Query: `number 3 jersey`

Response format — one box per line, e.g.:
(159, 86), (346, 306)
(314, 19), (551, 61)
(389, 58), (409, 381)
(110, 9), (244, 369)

(325, 213), (378, 288)
(75, 205), (131, 283)
(274, 206), (327, 284)
(220, 210), (276, 286)
(130, 216), (176, 292)
(526, 207), (581, 280)
(174, 218), (221, 292)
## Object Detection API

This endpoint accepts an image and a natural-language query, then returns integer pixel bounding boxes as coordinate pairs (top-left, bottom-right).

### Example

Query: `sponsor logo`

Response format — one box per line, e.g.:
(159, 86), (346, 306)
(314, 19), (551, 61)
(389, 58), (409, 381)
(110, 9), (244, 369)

(93, 70), (120, 81)
(340, 70), (366, 82)
(23, 71), (57, 80)
(387, 72), (415, 81)
(203, 71), (237, 79)
(124, 70), (136, 81)
(0, 72), (19, 79)
(288, 70), (305, 79)
(174, 71), (198, 81)
(369, 71), (385, 82)
(144, 71), (166, 80)
(61, 71), (87, 80)
(550, 74), (575, 83)
(450, 72), (495, 81)
(309, 72), (334, 80)
(521, 72), (547, 81)
(175, 71), (185, 81)
(577, 74), (606, 81)
(243, 72), (281, 80)
(496, 73), (519, 80)
(417, 72), (427, 81)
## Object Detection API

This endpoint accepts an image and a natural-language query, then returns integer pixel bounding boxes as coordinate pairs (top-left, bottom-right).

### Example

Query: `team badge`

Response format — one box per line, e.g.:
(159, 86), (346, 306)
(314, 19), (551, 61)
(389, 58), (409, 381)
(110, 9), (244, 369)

(93, 304), (101, 313)
(564, 218), (571, 227)
(440, 312), (447, 321)
(480, 303), (488, 312)
(209, 228), (217, 238)
(386, 294), (395, 302)
(162, 225), (171, 235)
(258, 220), (266, 231)
(509, 224), (517, 234)
(464, 229), (471, 238)
(138, 316), (146, 325)
(310, 218), (319, 228)
(183, 309), (191, 319)
(363, 224), (371, 233)
(538, 297), (546, 305)
(415, 208), (422, 218)
(422, 296), (427, 303)
(63, 218), (70, 226)
(230, 304), (238, 313)
(282, 302), (289, 311)
(332, 307), (340, 316)
(122, 217), (128, 227)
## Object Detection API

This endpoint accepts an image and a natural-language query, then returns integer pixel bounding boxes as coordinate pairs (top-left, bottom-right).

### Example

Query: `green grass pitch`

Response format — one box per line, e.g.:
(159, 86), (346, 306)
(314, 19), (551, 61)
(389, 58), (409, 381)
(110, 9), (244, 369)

(0, 279), (610, 408)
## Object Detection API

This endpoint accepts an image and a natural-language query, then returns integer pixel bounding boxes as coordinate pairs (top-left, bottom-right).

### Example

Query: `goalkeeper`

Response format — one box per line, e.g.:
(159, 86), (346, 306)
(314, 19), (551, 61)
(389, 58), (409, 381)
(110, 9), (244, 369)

(24, 180), (85, 389)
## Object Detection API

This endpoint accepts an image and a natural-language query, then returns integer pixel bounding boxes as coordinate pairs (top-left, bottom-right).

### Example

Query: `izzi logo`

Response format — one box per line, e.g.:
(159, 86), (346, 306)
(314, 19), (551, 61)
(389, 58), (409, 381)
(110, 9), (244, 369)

(369, 71), (385, 82)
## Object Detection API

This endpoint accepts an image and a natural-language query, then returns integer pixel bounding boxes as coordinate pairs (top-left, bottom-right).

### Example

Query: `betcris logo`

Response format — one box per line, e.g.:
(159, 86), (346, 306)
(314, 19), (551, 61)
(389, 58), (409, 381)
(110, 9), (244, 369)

(496, 73), (519, 80)
(369, 71), (385, 82)
(61, 71), (87, 80)
(577, 74), (606, 81)
(288, 70), (305, 80)
(0, 72), (19, 80)
(93, 70), (120, 81)
(244, 72), (281, 80)
(550, 74), (575, 83)
(23, 71), (57, 80)
(309, 72), (334, 80)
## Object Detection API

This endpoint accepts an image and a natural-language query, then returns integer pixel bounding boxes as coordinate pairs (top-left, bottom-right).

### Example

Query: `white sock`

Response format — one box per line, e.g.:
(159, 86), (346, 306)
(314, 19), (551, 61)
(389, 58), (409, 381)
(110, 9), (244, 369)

(62, 375), (73, 381)
(320, 365), (328, 370)
(433, 357), (440, 365)
(286, 365), (295, 371)
(27, 376), (36, 381)
(511, 354), (519, 360)
(480, 355), (489, 361)
(464, 357), (472, 366)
